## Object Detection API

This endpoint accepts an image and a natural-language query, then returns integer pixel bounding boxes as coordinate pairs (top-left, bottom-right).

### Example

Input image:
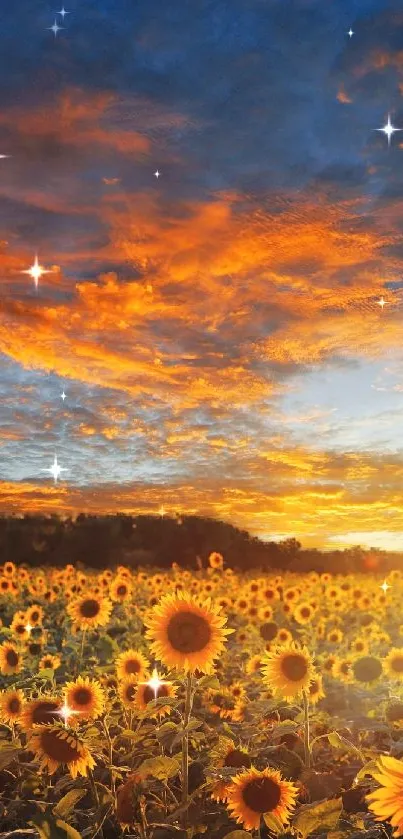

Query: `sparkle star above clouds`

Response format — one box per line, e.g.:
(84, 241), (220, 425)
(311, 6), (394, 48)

(21, 255), (52, 290)
(42, 455), (68, 484)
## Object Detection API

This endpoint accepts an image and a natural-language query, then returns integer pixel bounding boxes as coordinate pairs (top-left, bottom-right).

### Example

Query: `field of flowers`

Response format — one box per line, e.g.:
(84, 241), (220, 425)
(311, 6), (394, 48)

(0, 552), (403, 839)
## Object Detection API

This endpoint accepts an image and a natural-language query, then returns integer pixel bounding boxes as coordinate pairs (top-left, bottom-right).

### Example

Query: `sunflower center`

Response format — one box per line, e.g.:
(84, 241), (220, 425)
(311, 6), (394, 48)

(32, 700), (61, 724)
(242, 776), (282, 813)
(301, 608), (310, 618)
(117, 585), (127, 596)
(260, 622), (278, 641)
(143, 683), (169, 704)
(391, 656), (403, 673)
(73, 688), (92, 706)
(8, 697), (20, 713)
(353, 656), (383, 682)
(80, 598), (100, 618)
(31, 611), (39, 622)
(125, 659), (141, 674)
(224, 749), (252, 769)
(280, 653), (308, 681)
(29, 643), (42, 656)
(125, 684), (137, 702)
(167, 610), (211, 654)
(40, 729), (81, 763)
(6, 649), (18, 667)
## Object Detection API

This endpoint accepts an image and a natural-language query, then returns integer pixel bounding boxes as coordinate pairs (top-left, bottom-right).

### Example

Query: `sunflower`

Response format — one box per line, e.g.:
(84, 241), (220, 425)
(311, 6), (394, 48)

(135, 679), (177, 718)
(259, 622), (279, 643)
(67, 592), (112, 630)
(207, 688), (238, 720)
(39, 653), (61, 671)
(144, 592), (233, 674)
(209, 552), (224, 570)
(28, 724), (95, 779)
(25, 605), (44, 626)
(119, 678), (139, 710)
(116, 649), (149, 682)
(261, 642), (315, 700)
(352, 655), (383, 685)
(293, 603), (315, 625)
(277, 628), (293, 646)
(64, 677), (105, 723)
(246, 655), (263, 676)
(10, 612), (30, 642)
(0, 642), (22, 675)
(350, 637), (369, 656)
(333, 656), (354, 684)
(307, 675), (325, 705)
(0, 688), (24, 724)
(110, 577), (133, 603)
(210, 738), (252, 802)
(226, 766), (298, 831)
(228, 681), (246, 702)
(327, 628), (343, 644)
(386, 701), (403, 728)
(366, 755), (403, 838)
(19, 696), (63, 732)
(384, 649), (403, 681)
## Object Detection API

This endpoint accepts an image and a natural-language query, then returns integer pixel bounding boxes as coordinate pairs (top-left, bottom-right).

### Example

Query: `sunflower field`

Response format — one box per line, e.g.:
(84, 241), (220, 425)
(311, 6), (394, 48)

(1, 554), (403, 839)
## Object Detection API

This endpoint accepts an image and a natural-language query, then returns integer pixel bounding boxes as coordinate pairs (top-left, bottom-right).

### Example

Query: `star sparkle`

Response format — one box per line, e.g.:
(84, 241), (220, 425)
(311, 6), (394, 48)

(56, 701), (80, 727)
(154, 170), (161, 178)
(61, 391), (67, 401)
(47, 19), (64, 37)
(377, 297), (389, 310)
(348, 28), (354, 38)
(42, 455), (68, 484)
(147, 667), (163, 700)
(158, 505), (166, 517)
(57, 6), (70, 19)
(21, 254), (52, 290)
(374, 114), (402, 147)
(380, 580), (391, 593)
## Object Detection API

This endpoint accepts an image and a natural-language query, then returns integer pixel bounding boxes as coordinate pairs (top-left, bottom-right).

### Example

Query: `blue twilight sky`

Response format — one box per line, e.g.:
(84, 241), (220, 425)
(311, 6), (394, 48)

(1, 0), (403, 549)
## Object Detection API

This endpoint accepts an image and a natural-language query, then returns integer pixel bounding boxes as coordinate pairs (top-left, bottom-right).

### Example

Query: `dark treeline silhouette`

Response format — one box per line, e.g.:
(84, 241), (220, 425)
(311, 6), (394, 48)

(0, 513), (399, 574)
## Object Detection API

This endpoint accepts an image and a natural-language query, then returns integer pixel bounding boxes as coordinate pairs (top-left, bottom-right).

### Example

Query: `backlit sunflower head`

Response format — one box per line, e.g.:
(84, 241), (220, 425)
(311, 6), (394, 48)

(226, 765), (298, 831)
(64, 676), (105, 723)
(0, 688), (25, 724)
(67, 592), (112, 630)
(262, 642), (315, 700)
(307, 674), (325, 705)
(352, 655), (383, 686)
(0, 642), (22, 675)
(115, 649), (149, 682)
(26, 605), (44, 627)
(144, 591), (233, 674)
(135, 679), (177, 718)
(366, 755), (403, 838)
(384, 648), (403, 682)
(118, 678), (139, 710)
(210, 737), (252, 802)
(19, 695), (63, 732)
(28, 724), (95, 779)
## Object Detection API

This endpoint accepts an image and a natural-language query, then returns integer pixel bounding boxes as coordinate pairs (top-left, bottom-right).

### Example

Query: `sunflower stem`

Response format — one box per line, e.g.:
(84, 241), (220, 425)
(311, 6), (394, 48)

(77, 628), (87, 675)
(302, 689), (311, 768)
(180, 672), (194, 829)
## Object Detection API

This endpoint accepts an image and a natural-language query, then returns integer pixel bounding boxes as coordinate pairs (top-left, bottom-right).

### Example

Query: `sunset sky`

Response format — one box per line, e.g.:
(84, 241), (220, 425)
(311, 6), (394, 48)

(1, 0), (403, 550)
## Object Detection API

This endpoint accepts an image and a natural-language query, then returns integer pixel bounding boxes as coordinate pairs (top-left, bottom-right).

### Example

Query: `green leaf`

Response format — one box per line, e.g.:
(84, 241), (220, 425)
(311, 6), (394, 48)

(38, 668), (55, 679)
(223, 832), (252, 839)
(136, 755), (181, 781)
(53, 789), (87, 819)
(263, 811), (288, 834)
(293, 797), (342, 839)
(30, 812), (82, 839)
(198, 674), (221, 691)
(354, 759), (379, 782)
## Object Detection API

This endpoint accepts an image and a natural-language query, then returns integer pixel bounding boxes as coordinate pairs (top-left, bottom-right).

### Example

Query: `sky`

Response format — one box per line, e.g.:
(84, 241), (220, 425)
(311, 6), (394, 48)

(1, 0), (403, 550)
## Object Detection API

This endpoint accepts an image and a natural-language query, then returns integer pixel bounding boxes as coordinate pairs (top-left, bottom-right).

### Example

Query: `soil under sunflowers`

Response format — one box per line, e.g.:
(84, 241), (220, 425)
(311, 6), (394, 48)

(0, 558), (402, 838)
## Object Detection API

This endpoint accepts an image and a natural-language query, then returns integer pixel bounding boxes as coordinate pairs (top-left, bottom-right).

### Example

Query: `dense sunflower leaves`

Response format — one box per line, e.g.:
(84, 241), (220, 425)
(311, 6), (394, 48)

(134, 755), (181, 781)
